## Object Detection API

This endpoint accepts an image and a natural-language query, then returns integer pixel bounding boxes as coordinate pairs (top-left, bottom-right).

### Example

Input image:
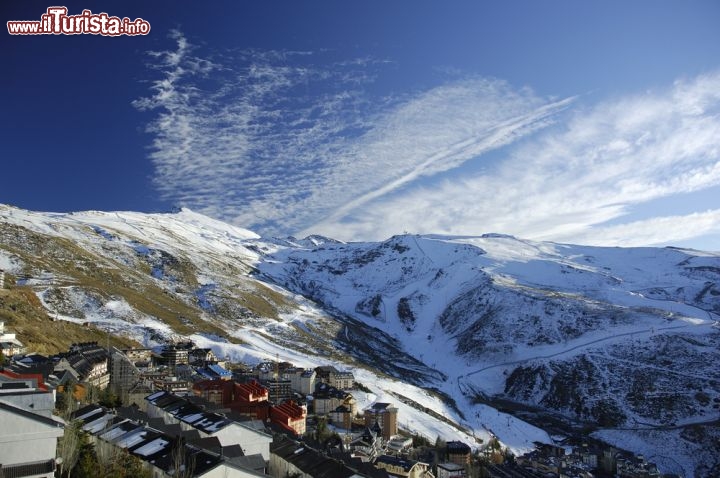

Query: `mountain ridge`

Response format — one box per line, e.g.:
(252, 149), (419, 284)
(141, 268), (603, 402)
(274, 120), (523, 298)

(1, 204), (719, 477)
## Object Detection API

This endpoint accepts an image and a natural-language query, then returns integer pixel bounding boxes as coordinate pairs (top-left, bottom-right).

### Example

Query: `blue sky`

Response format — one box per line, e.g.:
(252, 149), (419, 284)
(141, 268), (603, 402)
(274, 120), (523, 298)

(2, 1), (720, 250)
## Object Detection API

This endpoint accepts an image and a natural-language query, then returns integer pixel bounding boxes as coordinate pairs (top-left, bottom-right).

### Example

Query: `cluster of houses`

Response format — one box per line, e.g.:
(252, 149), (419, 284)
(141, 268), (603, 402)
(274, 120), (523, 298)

(516, 441), (679, 478)
(0, 336), (479, 477)
(0, 319), (685, 478)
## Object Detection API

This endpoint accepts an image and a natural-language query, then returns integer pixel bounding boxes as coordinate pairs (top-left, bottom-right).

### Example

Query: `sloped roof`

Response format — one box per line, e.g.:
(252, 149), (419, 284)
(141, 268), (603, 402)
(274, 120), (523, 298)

(375, 455), (418, 472)
(0, 400), (65, 429)
(271, 439), (358, 478)
(208, 364), (231, 377)
(446, 440), (471, 454)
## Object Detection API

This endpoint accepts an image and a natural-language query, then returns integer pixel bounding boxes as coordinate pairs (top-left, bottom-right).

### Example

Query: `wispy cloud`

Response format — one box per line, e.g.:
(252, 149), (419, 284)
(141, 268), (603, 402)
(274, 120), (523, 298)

(309, 71), (720, 248)
(136, 31), (720, 249)
(569, 210), (720, 247)
(135, 31), (570, 236)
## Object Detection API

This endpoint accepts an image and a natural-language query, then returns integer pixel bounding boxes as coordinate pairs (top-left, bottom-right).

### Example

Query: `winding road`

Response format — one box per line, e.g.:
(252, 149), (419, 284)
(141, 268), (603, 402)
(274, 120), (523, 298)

(461, 319), (715, 382)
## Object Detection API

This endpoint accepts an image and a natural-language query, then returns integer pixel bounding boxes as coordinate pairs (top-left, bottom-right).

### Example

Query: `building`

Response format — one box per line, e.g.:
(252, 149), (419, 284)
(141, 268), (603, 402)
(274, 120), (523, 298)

(616, 454), (661, 478)
(205, 364), (232, 380)
(269, 400), (307, 436)
(193, 379), (230, 406)
(153, 376), (190, 394)
(264, 377), (292, 404)
(192, 379), (270, 420)
(146, 391), (273, 461)
(257, 361), (296, 383)
(374, 455), (433, 478)
(0, 320), (26, 357)
(54, 342), (110, 390)
(573, 446), (598, 469)
(126, 382), (154, 410)
(363, 402), (398, 441)
(71, 404), (266, 477)
(0, 401), (65, 478)
(315, 365), (355, 390)
(314, 382), (357, 416)
(436, 462), (466, 478)
(121, 347), (153, 368)
(329, 404), (354, 430)
(446, 441), (471, 466)
(386, 436), (413, 455)
(289, 368), (316, 395)
(109, 349), (142, 401)
(233, 380), (269, 403)
(348, 427), (383, 462)
(334, 371), (355, 390)
(189, 347), (217, 366)
(314, 365), (338, 383)
(0, 368), (57, 417)
(159, 343), (192, 368)
(270, 436), (377, 478)
(230, 380), (270, 420)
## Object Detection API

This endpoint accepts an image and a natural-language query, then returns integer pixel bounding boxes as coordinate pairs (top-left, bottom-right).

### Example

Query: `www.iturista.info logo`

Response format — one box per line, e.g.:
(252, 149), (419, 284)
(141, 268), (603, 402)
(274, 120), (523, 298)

(7, 6), (151, 36)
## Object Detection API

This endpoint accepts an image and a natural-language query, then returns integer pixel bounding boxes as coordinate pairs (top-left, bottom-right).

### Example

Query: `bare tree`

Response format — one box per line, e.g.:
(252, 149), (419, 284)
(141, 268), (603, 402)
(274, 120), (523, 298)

(57, 420), (82, 477)
(171, 438), (196, 478)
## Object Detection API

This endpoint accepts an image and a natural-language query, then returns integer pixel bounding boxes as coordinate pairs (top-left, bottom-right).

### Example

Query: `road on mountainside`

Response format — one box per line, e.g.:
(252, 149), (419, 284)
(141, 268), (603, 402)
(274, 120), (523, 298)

(460, 320), (712, 381)
(607, 416), (720, 432)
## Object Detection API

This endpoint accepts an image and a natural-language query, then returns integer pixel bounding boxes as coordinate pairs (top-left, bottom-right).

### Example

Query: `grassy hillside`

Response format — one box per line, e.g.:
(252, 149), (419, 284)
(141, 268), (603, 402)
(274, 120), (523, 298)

(0, 222), (294, 345)
(0, 287), (140, 355)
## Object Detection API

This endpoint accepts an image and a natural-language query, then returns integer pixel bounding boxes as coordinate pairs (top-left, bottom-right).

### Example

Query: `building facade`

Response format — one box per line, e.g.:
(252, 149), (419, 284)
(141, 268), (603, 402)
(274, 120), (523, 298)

(289, 369), (316, 396)
(363, 402), (398, 440)
(446, 441), (471, 465)
(54, 342), (110, 390)
(0, 401), (64, 478)
(109, 349), (141, 400)
(0, 321), (25, 357)
(269, 400), (307, 436)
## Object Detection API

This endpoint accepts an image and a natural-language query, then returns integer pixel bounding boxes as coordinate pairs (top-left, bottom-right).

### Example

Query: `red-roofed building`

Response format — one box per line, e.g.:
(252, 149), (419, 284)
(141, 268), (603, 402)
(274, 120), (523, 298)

(0, 369), (57, 418)
(234, 379), (269, 402)
(270, 400), (307, 436)
(192, 379), (271, 420)
(230, 380), (270, 420)
(0, 369), (49, 392)
(193, 379), (232, 405)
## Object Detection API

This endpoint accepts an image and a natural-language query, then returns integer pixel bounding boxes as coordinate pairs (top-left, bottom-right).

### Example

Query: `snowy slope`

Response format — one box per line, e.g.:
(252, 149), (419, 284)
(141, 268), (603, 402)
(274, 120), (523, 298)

(259, 234), (718, 366)
(258, 233), (720, 476)
(0, 205), (541, 458)
(2, 205), (720, 476)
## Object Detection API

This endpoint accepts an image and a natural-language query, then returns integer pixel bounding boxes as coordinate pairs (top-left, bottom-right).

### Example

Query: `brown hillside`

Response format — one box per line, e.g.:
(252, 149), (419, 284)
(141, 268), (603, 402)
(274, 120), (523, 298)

(0, 287), (140, 355)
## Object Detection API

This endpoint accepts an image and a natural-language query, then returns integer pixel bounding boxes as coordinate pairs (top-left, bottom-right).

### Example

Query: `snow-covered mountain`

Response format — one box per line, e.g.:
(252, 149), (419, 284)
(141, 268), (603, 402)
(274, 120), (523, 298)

(259, 234), (720, 476)
(1, 204), (719, 476)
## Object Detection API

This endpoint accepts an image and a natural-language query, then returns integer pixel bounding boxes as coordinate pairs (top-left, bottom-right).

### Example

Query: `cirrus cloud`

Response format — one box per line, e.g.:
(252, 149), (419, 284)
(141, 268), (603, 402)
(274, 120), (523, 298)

(307, 71), (720, 249)
(135, 31), (572, 236)
(136, 31), (720, 249)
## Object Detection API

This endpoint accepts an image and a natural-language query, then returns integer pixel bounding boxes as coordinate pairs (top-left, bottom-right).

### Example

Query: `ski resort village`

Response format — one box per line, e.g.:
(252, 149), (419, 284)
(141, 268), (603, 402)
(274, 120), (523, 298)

(1, 206), (718, 477)
(5, 0), (720, 476)
(0, 322), (676, 478)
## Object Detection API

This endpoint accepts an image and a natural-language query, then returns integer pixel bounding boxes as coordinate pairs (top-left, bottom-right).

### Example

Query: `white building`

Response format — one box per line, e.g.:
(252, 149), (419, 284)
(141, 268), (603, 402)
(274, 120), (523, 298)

(0, 321), (25, 357)
(0, 401), (65, 478)
(289, 368), (316, 396)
